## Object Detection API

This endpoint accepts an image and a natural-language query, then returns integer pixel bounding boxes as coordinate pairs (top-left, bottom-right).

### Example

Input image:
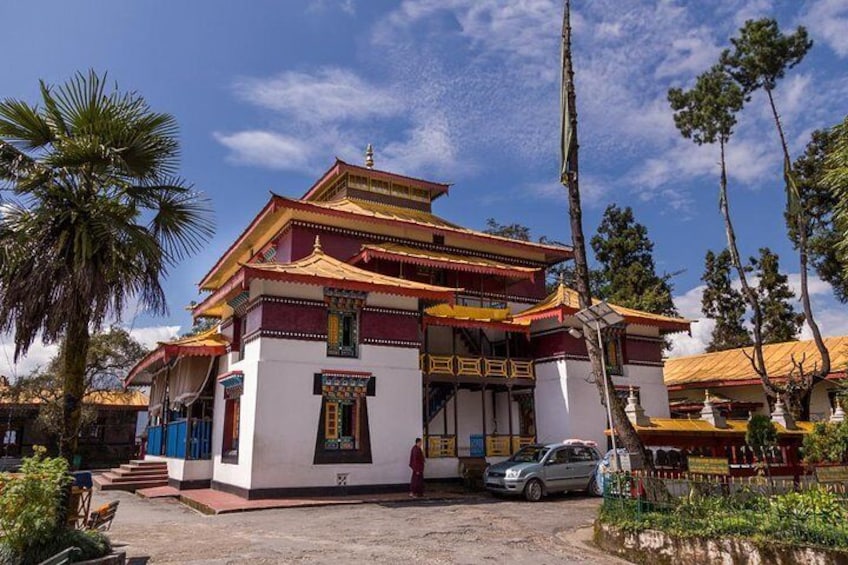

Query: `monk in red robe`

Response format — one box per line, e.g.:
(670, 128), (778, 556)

(409, 437), (425, 497)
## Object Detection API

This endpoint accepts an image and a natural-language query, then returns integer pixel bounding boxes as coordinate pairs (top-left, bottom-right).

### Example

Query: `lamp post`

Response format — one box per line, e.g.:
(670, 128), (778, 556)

(574, 301), (624, 471)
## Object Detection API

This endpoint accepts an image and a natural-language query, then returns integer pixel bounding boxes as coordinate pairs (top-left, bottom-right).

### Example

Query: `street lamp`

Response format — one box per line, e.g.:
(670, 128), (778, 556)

(574, 301), (624, 471)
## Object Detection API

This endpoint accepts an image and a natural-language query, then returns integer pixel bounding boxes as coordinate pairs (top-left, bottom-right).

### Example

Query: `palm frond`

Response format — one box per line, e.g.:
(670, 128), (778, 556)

(0, 99), (53, 148)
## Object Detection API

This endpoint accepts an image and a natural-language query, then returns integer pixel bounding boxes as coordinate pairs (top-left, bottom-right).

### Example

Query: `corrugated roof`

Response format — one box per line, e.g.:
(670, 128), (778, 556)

(354, 243), (540, 279)
(665, 336), (848, 388)
(513, 283), (691, 333)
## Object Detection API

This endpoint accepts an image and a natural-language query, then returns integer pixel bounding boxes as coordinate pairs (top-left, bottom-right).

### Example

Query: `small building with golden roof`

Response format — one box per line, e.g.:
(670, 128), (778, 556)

(665, 336), (848, 420)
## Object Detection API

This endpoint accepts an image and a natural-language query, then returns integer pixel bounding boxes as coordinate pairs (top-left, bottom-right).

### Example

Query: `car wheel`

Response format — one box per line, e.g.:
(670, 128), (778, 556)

(586, 475), (603, 497)
(524, 479), (544, 502)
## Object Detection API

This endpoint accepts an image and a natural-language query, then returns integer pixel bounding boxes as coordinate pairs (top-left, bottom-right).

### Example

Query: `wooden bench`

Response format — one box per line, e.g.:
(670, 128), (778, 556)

(87, 500), (119, 531)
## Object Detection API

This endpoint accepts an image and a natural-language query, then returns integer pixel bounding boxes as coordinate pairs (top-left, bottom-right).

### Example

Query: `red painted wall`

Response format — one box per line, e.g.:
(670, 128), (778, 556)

(260, 300), (327, 335)
(625, 339), (663, 363)
(361, 310), (420, 343)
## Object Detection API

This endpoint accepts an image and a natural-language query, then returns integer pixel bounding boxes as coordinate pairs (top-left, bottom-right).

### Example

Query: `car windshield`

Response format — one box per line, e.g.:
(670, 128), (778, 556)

(509, 446), (549, 463)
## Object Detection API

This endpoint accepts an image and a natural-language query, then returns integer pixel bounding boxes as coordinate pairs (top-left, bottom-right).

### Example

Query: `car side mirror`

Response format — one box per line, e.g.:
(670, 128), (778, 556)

(545, 459), (557, 465)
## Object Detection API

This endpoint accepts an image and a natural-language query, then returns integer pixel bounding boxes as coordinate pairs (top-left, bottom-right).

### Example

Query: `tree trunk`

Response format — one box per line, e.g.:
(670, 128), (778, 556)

(718, 139), (780, 399)
(59, 314), (91, 462)
(766, 88), (831, 411)
(561, 1), (652, 470)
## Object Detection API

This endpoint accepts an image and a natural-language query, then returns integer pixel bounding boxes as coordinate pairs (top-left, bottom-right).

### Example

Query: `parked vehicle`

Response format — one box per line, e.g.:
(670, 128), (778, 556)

(483, 440), (603, 502)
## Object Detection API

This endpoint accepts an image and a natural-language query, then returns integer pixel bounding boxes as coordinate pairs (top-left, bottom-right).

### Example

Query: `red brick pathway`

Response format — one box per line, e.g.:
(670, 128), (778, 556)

(177, 488), (469, 515)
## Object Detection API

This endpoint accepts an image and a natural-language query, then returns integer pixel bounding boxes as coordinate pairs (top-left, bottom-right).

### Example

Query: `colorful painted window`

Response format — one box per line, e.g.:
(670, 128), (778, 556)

(604, 336), (624, 376)
(314, 372), (374, 464)
(327, 310), (358, 357)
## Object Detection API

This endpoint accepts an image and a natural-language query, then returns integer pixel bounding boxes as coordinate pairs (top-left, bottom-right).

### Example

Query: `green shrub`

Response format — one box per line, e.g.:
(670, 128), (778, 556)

(803, 421), (848, 464)
(0, 447), (111, 564)
(0, 447), (71, 556)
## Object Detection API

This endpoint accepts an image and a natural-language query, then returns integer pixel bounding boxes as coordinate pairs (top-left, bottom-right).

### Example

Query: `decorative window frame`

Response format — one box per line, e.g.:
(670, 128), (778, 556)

(313, 371), (375, 465)
(325, 288), (366, 358)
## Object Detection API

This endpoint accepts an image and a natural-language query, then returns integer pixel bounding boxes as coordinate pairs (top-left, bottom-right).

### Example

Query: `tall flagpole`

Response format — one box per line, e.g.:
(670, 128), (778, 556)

(560, 0), (652, 471)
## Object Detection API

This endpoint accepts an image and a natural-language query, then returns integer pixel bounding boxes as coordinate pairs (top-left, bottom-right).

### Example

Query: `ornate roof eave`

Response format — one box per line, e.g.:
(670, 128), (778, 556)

(125, 329), (228, 387)
(352, 245), (539, 282)
(423, 314), (530, 334)
(270, 194), (572, 262)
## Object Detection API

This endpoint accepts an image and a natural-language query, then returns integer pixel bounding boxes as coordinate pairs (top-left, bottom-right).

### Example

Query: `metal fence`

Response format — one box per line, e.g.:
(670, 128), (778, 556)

(601, 471), (848, 548)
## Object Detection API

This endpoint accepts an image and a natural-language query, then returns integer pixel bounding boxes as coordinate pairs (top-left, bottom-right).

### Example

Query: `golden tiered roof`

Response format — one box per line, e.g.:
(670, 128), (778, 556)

(193, 237), (458, 320)
(353, 243), (540, 280)
(199, 194), (572, 292)
(513, 283), (691, 333)
(664, 336), (848, 388)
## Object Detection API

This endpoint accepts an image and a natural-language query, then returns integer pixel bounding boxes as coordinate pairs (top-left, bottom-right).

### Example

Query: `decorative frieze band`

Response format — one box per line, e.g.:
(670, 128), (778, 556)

(362, 337), (421, 348)
(243, 329), (328, 344)
(362, 306), (420, 317)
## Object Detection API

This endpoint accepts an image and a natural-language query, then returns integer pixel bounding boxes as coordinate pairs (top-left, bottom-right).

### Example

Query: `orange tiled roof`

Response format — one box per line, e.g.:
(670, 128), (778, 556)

(513, 283), (691, 333)
(354, 243), (540, 280)
(664, 336), (848, 388)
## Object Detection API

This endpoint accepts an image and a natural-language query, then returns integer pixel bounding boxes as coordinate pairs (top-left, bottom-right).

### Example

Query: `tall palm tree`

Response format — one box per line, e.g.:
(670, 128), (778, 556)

(0, 71), (212, 458)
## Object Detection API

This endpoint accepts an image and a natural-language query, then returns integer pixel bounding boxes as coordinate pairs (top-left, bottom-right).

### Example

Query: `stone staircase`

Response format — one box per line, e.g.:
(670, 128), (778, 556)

(94, 460), (169, 492)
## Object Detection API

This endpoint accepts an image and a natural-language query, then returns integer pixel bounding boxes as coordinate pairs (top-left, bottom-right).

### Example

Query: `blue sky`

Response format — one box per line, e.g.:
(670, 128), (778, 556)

(1, 0), (847, 374)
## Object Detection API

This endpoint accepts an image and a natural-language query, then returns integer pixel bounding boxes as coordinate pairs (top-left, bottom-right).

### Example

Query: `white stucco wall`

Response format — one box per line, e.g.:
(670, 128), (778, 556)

(239, 339), (423, 490)
(145, 456), (213, 482)
(533, 358), (670, 450)
(211, 339), (259, 490)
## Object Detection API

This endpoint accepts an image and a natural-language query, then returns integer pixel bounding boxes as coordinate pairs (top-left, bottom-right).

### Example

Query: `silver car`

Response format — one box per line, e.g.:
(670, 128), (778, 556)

(483, 441), (602, 502)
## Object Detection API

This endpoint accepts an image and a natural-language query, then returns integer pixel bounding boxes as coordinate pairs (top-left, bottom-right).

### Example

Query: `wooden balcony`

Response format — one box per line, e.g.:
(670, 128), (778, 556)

(425, 435), (536, 458)
(428, 435), (457, 458)
(421, 354), (534, 381)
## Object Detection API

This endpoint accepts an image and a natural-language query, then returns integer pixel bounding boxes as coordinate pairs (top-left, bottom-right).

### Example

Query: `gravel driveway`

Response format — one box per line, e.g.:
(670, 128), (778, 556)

(96, 490), (626, 564)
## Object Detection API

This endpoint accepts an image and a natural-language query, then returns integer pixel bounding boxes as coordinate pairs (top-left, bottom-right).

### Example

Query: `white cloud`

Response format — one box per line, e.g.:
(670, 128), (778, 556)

(0, 325), (180, 382)
(801, 0), (848, 57)
(668, 318), (714, 357)
(214, 130), (316, 172)
(233, 69), (401, 124)
(668, 272), (845, 358)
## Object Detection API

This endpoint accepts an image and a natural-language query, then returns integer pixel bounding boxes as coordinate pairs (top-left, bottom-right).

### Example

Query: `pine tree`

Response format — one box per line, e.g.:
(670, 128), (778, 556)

(701, 249), (752, 352)
(791, 129), (847, 302)
(590, 204), (677, 316)
(751, 248), (803, 344)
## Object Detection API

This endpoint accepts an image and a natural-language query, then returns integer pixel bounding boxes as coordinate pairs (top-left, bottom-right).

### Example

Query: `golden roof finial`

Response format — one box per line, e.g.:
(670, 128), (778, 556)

(365, 143), (374, 169)
(705, 389), (711, 403)
(558, 271), (564, 287)
(313, 235), (323, 253)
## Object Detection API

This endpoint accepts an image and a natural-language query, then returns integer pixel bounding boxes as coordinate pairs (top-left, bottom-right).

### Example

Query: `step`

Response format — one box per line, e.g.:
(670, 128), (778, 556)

(129, 460), (170, 467)
(94, 475), (168, 492)
(121, 463), (167, 472)
(115, 466), (168, 476)
(103, 472), (168, 483)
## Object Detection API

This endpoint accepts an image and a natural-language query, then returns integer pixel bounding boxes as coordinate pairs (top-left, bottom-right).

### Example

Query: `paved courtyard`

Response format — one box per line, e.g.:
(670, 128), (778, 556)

(95, 490), (625, 564)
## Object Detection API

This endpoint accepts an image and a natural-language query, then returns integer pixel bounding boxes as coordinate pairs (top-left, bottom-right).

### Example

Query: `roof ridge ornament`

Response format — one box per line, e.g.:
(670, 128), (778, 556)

(313, 235), (323, 253)
(365, 143), (374, 169)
